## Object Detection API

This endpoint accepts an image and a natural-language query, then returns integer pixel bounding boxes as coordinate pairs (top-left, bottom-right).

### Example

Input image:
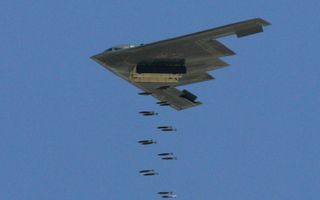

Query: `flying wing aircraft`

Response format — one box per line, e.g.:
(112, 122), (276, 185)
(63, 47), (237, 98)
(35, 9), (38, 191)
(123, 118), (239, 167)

(91, 18), (270, 110)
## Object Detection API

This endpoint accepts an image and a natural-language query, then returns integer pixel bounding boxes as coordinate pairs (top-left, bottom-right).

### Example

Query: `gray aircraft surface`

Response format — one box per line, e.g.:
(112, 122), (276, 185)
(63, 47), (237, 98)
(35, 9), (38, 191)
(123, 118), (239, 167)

(92, 18), (270, 110)
(138, 92), (152, 95)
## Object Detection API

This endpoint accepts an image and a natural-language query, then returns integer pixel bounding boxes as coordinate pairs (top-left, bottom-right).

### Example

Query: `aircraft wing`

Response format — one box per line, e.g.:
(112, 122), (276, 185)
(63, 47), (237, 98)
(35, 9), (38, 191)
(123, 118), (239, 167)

(91, 18), (270, 110)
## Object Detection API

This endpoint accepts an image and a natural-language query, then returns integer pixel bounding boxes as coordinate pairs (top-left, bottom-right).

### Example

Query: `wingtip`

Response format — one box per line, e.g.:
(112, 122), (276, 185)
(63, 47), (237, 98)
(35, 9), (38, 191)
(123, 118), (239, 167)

(255, 18), (271, 26)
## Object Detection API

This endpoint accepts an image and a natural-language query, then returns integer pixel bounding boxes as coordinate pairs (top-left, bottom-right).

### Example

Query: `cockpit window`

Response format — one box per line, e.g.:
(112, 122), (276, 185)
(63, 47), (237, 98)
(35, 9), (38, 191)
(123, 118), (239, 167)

(104, 44), (142, 53)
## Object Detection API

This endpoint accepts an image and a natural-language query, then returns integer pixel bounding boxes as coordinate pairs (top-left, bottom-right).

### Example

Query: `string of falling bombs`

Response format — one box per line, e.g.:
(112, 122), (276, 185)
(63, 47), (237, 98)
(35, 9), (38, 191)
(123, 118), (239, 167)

(138, 111), (178, 199)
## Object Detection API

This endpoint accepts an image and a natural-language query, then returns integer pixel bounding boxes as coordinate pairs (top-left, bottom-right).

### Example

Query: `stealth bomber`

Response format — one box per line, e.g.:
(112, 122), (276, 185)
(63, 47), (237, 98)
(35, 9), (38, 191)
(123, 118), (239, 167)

(91, 18), (270, 110)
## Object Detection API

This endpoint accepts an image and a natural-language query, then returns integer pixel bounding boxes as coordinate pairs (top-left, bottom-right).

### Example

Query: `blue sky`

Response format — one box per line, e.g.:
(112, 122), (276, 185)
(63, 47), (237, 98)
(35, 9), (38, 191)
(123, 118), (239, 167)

(1, 0), (320, 199)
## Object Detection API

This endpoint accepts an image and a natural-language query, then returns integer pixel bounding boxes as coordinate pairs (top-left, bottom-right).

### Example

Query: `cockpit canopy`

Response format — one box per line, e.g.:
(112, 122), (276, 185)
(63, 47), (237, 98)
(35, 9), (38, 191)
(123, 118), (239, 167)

(105, 44), (141, 52)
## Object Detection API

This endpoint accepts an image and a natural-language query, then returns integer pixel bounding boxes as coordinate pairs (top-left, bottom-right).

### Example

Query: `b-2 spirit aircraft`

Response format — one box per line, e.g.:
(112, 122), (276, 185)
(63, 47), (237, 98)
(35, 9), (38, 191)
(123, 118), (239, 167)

(91, 18), (270, 110)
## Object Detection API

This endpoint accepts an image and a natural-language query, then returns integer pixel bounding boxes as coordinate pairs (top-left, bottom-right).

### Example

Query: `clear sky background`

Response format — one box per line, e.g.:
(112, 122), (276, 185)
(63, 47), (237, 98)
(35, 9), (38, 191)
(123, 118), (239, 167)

(1, 1), (320, 200)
